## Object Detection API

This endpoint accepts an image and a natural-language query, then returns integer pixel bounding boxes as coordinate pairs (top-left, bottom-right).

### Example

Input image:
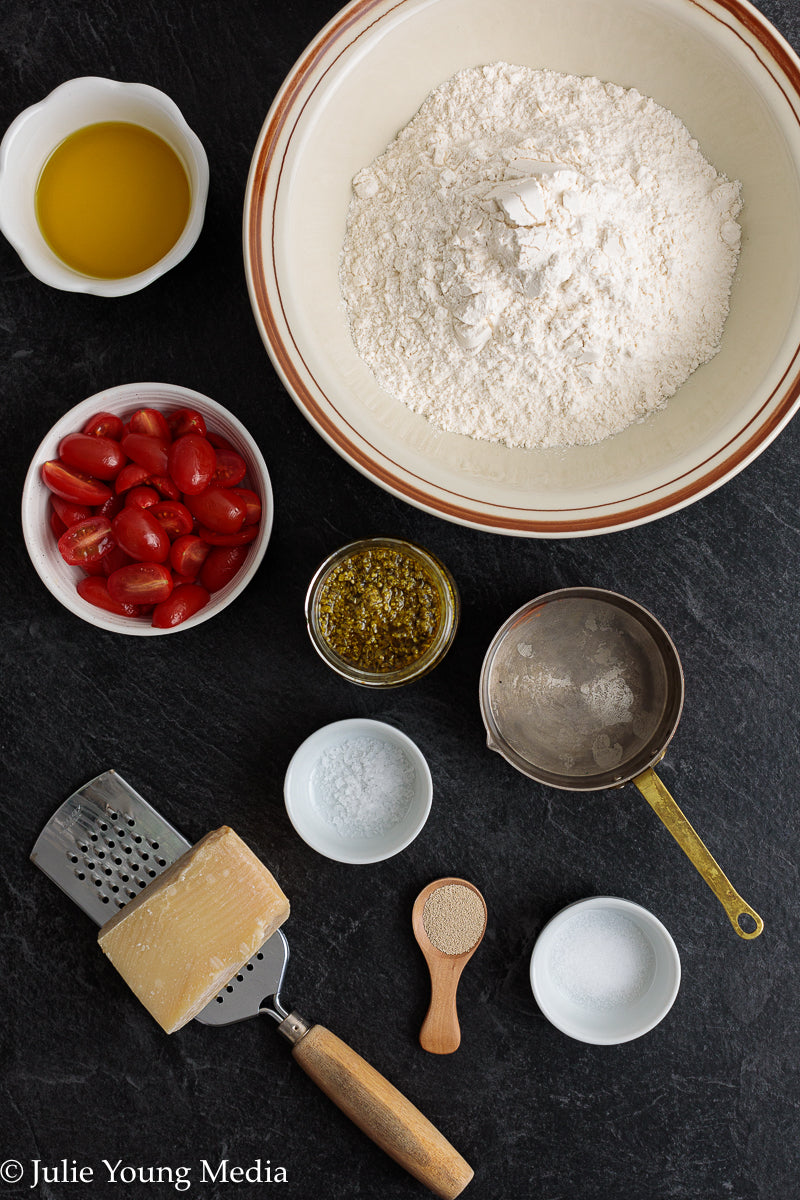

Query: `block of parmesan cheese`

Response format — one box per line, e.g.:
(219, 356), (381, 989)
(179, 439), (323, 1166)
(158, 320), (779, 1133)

(97, 826), (290, 1033)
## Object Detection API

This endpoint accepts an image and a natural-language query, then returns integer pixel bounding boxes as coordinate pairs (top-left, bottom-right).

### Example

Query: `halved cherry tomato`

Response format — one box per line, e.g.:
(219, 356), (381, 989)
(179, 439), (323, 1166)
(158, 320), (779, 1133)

(207, 431), (237, 453)
(115, 463), (150, 494)
(82, 411), (124, 440)
(58, 432), (126, 480)
(230, 487), (261, 525)
(50, 509), (67, 538)
(168, 433), (216, 494)
(125, 486), (160, 509)
(199, 544), (249, 592)
(186, 488), (246, 533)
(112, 508), (170, 562)
(149, 474), (182, 500)
(196, 523), (259, 546)
(96, 493), (124, 522)
(121, 432), (170, 475)
(42, 460), (112, 506)
(150, 500), (193, 539)
(210, 448), (247, 488)
(81, 557), (109, 577)
(128, 408), (171, 440)
(51, 495), (92, 526)
(101, 545), (134, 576)
(57, 516), (115, 566)
(107, 562), (173, 605)
(152, 583), (210, 628)
(170, 534), (211, 578)
(168, 408), (207, 438)
(47, 401), (263, 627)
(77, 576), (139, 616)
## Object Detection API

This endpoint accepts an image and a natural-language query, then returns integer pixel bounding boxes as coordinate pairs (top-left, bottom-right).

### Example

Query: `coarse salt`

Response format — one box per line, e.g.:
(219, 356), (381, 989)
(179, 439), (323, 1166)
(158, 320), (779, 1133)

(549, 909), (656, 1009)
(310, 735), (416, 839)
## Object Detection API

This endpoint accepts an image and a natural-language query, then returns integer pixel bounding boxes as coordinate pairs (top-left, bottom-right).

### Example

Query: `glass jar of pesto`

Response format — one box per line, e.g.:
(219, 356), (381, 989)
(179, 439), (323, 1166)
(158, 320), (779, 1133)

(305, 537), (460, 687)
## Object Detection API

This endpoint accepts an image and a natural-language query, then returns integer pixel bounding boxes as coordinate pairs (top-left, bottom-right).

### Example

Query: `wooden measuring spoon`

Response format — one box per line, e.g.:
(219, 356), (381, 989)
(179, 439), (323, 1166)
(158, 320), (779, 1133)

(412, 878), (487, 1055)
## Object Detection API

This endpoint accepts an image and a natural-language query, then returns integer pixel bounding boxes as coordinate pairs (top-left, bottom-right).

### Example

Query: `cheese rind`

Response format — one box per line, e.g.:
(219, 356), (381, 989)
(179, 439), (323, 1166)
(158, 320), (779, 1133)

(97, 826), (290, 1033)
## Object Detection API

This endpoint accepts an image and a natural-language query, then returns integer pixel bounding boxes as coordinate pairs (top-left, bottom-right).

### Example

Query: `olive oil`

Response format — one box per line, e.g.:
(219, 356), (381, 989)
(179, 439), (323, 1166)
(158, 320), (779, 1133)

(35, 122), (191, 279)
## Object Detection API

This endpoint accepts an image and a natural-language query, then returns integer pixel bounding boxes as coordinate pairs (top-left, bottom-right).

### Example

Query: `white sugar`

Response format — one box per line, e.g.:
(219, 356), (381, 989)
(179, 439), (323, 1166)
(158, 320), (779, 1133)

(311, 736), (416, 839)
(549, 909), (656, 1009)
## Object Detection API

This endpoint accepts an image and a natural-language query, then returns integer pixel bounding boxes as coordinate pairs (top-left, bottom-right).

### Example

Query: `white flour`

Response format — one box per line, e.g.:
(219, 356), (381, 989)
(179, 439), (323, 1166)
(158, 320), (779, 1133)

(340, 63), (742, 449)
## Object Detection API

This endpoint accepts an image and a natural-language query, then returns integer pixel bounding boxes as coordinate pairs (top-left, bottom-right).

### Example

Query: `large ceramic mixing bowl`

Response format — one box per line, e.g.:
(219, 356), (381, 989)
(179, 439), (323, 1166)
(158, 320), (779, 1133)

(245, 0), (800, 536)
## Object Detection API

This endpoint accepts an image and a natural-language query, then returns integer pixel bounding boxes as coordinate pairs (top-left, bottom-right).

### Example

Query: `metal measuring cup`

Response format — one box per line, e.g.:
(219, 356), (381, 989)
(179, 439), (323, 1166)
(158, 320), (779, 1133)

(479, 587), (763, 939)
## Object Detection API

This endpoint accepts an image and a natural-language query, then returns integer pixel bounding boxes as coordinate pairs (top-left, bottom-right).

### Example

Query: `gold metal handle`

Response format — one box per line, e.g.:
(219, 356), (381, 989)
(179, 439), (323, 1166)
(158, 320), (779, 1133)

(633, 767), (764, 940)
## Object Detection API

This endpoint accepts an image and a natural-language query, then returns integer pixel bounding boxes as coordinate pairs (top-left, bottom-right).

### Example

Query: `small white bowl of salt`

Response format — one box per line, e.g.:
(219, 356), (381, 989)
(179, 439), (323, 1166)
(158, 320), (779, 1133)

(283, 718), (433, 864)
(530, 896), (680, 1045)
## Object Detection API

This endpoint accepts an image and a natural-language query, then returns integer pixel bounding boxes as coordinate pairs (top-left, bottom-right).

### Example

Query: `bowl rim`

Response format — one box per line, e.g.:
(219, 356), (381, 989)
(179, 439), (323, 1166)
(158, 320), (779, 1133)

(21, 381), (273, 635)
(529, 895), (682, 1044)
(283, 716), (433, 863)
(243, 0), (800, 537)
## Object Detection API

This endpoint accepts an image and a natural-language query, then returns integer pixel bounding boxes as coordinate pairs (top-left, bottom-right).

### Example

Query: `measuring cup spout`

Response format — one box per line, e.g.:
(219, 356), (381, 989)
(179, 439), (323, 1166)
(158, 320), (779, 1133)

(633, 768), (764, 939)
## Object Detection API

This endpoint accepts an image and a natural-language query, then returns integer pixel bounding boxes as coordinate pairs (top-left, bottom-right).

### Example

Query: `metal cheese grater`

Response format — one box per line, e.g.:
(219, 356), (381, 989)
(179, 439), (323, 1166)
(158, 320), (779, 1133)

(30, 770), (474, 1200)
(30, 769), (290, 1025)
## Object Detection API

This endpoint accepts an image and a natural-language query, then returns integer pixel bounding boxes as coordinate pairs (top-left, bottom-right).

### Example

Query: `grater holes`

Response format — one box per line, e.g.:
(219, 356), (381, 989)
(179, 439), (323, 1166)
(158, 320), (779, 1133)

(133, 834), (142, 844)
(103, 867), (113, 876)
(225, 985), (234, 993)
(139, 852), (150, 861)
(110, 885), (119, 893)
(125, 887), (137, 899)
(120, 873), (129, 882)
(113, 856), (122, 866)
(236, 974), (244, 983)
(98, 821), (108, 831)
(215, 996), (224, 1004)
(155, 857), (166, 867)
(116, 829), (126, 838)
(68, 853), (78, 863)
(100, 894), (109, 904)
(96, 849), (105, 859)
(146, 869), (157, 878)
(123, 845), (133, 854)
(137, 878), (147, 888)
(149, 840), (160, 850)
(105, 839), (116, 848)
(126, 817), (135, 827)
(246, 963), (254, 972)
(130, 862), (139, 872)
(108, 811), (118, 820)
(256, 952), (264, 960)
(89, 832), (98, 842)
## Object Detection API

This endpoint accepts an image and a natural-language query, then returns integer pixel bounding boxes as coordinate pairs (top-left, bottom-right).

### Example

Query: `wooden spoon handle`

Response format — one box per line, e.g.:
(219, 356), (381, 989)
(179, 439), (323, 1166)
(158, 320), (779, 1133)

(420, 959), (462, 1054)
(291, 1022), (473, 1198)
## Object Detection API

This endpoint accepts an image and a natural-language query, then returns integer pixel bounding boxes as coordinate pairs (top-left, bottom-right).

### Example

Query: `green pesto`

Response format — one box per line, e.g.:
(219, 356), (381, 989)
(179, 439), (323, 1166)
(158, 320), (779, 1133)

(317, 546), (442, 672)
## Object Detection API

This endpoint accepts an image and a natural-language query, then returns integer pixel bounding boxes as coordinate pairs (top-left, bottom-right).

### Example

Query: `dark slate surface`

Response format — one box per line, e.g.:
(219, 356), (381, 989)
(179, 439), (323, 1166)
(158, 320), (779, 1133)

(1, 2), (799, 1198)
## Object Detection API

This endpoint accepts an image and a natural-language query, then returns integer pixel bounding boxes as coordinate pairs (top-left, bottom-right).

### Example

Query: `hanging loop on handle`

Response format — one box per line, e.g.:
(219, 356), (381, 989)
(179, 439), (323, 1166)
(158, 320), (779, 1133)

(633, 767), (763, 939)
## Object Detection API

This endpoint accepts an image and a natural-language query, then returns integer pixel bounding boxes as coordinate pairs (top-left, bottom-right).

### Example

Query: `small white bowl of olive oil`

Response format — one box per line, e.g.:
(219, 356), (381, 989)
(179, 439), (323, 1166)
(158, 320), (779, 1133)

(0, 76), (208, 296)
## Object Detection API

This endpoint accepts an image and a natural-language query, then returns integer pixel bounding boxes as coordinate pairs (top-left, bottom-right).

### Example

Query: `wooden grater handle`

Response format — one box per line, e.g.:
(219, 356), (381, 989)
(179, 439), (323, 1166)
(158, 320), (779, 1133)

(288, 1022), (473, 1198)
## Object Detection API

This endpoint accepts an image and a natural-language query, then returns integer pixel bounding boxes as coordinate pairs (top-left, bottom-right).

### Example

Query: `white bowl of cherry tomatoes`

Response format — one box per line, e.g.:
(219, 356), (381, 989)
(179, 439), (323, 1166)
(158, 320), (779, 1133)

(22, 382), (273, 634)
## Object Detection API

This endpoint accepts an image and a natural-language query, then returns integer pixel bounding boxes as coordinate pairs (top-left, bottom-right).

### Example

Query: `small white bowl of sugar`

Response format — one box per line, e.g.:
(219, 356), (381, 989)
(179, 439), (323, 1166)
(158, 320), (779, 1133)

(530, 896), (680, 1045)
(283, 718), (433, 864)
